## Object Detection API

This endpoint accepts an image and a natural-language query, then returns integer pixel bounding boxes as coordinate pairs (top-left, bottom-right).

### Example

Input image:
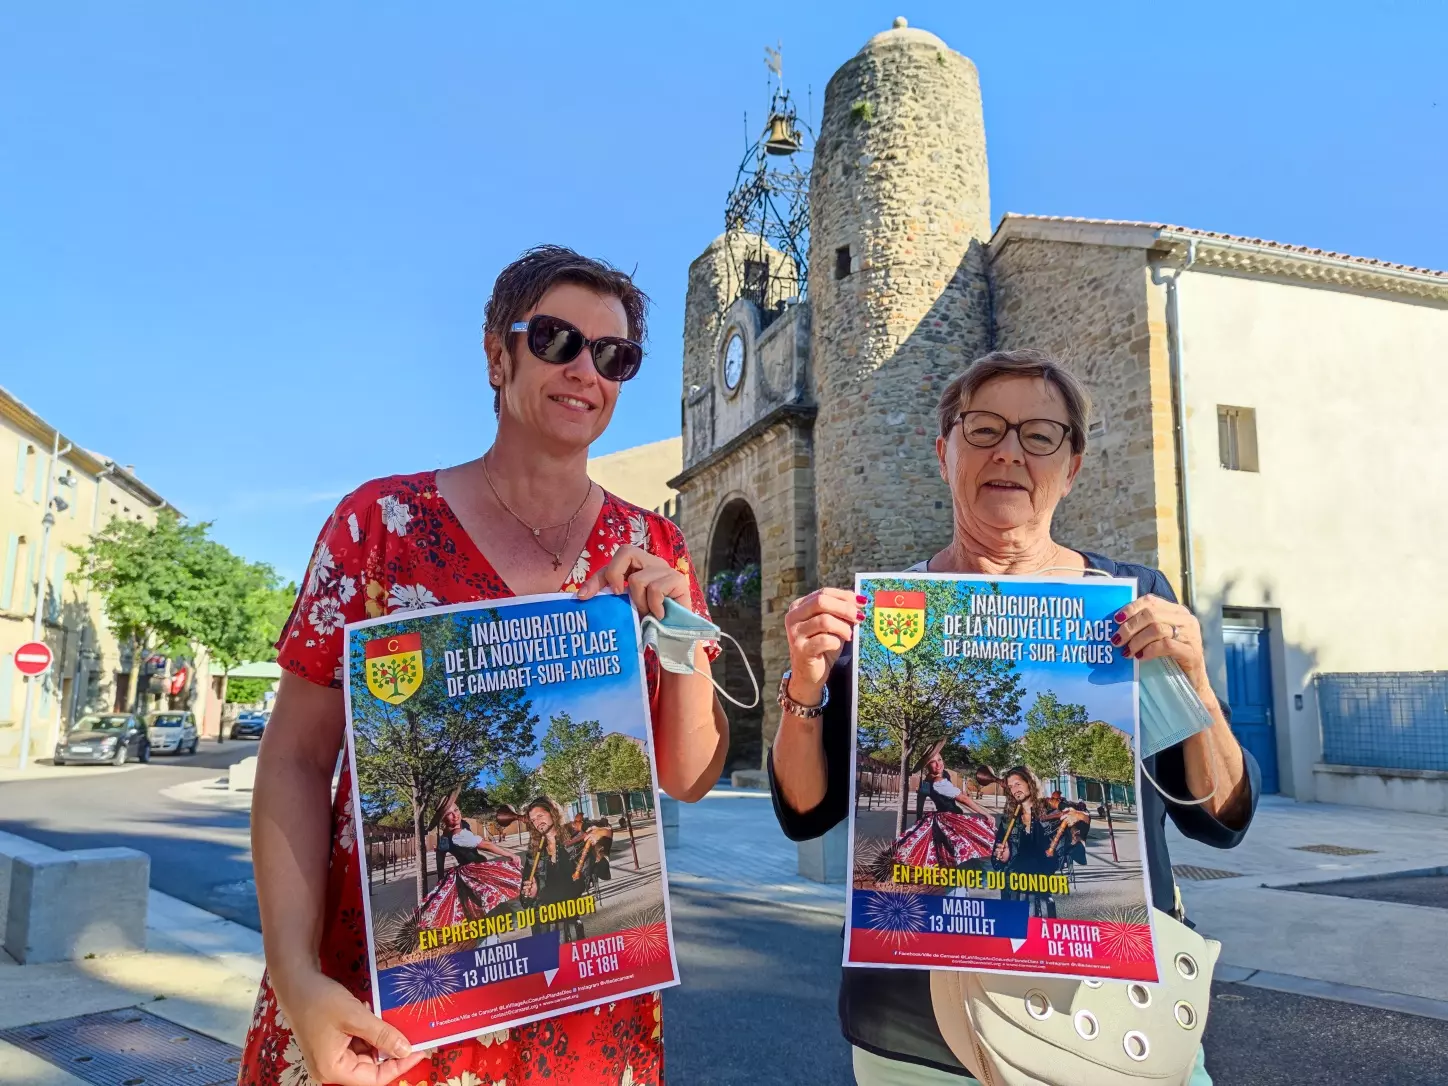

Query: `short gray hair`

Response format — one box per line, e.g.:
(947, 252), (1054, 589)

(936, 349), (1092, 455)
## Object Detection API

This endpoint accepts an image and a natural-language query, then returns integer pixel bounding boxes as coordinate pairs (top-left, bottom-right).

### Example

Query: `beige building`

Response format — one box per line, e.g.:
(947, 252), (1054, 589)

(0, 385), (224, 765)
(588, 437), (682, 517)
(669, 19), (1448, 808)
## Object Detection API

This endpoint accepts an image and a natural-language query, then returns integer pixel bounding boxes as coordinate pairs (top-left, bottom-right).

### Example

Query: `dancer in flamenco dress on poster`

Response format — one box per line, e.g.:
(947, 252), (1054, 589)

(415, 795), (523, 932)
(889, 744), (997, 869)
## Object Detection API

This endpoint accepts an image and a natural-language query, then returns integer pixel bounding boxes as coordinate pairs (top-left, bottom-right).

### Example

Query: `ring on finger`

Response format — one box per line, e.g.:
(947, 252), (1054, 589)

(1170, 623), (1181, 641)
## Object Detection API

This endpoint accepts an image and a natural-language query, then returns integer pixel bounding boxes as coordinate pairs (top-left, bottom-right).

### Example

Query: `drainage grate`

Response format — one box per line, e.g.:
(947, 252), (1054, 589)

(1292, 844), (1379, 856)
(1171, 864), (1243, 881)
(0, 1007), (241, 1086)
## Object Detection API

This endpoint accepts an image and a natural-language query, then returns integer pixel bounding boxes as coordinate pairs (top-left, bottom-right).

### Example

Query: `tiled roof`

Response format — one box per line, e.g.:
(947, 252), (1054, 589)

(995, 214), (1447, 280)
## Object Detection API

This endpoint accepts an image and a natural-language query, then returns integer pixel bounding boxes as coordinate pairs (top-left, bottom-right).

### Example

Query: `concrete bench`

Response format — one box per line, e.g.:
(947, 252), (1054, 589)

(229, 755), (258, 792)
(0, 830), (149, 964)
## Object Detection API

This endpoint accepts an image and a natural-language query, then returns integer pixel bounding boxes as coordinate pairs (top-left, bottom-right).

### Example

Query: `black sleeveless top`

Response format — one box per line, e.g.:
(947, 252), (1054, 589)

(767, 553), (1262, 1075)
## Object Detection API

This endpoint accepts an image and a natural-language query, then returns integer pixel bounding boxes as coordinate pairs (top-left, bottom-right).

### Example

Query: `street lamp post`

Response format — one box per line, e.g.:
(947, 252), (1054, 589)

(17, 431), (73, 772)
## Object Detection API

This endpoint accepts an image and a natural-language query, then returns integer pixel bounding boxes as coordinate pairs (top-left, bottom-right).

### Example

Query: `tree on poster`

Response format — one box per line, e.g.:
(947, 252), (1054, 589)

(350, 614), (539, 906)
(859, 579), (1025, 834)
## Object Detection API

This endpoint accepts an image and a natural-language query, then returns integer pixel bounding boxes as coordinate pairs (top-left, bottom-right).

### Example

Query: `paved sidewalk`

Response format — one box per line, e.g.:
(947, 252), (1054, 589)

(666, 789), (846, 914)
(1168, 794), (1448, 1019)
(0, 891), (262, 1084)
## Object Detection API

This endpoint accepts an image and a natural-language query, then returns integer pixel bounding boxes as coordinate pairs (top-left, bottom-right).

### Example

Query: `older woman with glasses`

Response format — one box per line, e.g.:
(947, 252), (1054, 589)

(240, 246), (727, 1086)
(770, 349), (1261, 1085)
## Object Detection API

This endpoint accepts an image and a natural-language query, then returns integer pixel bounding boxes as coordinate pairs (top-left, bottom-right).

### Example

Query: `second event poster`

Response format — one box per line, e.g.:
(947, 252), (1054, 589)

(845, 573), (1158, 983)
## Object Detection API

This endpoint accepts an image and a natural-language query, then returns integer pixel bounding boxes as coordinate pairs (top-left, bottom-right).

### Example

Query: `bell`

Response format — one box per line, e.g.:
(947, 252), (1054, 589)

(764, 112), (801, 156)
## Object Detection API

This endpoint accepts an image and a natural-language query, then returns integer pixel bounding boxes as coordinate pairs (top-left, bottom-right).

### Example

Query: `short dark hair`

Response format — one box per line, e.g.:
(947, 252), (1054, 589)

(483, 245), (650, 416)
(937, 348), (1092, 455)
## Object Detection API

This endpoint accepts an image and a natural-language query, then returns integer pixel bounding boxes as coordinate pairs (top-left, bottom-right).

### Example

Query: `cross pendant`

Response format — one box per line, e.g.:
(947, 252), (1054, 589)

(551, 554), (562, 571)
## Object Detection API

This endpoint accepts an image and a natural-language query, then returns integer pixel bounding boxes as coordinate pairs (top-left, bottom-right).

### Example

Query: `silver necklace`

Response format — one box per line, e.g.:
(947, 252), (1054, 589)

(481, 457), (593, 571)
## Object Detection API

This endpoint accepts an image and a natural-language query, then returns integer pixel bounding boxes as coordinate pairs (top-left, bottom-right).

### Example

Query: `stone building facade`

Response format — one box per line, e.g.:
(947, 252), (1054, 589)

(669, 18), (1448, 799)
(0, 384), (221, 765)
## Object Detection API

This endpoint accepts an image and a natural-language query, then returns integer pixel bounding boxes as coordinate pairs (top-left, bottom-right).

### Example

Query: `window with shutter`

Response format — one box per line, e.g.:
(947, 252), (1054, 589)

(1, 534), (18, 610)
(13, 439), (28, 494)
(0, 654), (14, 722)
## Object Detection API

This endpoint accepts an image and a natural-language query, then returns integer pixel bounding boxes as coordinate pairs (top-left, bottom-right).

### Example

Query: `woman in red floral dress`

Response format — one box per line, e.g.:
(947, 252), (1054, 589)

(242, 246), (727, 1086)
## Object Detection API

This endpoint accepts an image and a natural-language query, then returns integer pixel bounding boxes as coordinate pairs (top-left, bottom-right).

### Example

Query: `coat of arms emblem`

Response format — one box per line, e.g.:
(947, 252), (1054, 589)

(364, 632), (424, 704)
(873, 590), (926, 654)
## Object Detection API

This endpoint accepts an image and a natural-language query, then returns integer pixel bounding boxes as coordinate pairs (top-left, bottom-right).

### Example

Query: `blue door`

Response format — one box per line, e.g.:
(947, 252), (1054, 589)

(1222, 618), (1279, 793)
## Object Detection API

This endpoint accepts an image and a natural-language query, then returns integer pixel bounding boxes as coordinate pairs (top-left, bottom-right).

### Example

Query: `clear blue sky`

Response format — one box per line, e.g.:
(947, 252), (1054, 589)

(4, 3), (1444, 583)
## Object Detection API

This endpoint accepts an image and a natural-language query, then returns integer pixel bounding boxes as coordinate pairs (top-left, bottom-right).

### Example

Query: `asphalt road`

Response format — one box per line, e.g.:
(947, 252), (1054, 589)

(0, 740), (262, 928)
(4, 759), (1446, 1083)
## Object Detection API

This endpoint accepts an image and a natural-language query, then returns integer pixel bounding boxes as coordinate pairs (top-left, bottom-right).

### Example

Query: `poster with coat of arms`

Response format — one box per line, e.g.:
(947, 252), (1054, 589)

(342, 592), (679, 1050)
(844, 573), (1159, 983)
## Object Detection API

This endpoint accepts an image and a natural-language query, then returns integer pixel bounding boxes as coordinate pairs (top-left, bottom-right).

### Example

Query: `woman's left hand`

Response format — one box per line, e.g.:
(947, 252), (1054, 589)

(1113, 594), (1212, 694)
(577, 545), (689, 620)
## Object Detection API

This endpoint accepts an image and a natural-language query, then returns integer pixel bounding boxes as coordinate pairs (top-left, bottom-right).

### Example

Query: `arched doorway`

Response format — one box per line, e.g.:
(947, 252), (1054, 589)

(707, 498), (765, 775)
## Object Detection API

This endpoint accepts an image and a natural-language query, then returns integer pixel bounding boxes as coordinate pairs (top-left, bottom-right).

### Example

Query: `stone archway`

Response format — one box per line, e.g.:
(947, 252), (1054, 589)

(707, 498), (765, 775)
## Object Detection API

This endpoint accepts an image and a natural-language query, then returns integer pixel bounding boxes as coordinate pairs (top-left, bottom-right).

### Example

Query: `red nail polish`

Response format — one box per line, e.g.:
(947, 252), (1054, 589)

(856, 594), (868, 604)
(1111, 634), (1121, 645)
(1114, 611), (1127, 622)
(856, 610), (866, 622)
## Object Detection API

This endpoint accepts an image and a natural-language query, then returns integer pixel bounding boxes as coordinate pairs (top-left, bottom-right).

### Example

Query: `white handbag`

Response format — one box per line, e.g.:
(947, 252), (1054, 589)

(929, 908), (1219, 1086)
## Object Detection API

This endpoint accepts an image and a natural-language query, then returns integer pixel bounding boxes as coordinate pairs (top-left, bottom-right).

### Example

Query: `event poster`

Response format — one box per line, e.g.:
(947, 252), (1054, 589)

(844, 573), (1158, 983)
(342, 592), (679, 1049)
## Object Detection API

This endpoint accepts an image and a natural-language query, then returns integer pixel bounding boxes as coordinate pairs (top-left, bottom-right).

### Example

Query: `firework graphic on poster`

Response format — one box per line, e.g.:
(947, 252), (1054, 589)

(1097, 904), (1154, 961)
(392, 955), (463, 1015)
(620, 905), (670, 965)
(863, 892), (928, 948)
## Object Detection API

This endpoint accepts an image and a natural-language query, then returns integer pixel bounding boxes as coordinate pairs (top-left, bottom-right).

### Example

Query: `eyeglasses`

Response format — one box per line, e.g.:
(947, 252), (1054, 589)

(955, 411), (1072, 456)
(509, 314), (643, 383)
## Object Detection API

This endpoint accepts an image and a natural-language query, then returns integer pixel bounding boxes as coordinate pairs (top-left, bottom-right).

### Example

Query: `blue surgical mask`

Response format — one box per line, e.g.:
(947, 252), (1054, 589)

(640, 596), (760, 709)
(1139, 656), (1214, 759)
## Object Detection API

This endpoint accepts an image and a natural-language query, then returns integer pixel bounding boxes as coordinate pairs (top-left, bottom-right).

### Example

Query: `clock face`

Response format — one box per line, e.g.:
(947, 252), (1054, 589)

(723, 333), (745, 391)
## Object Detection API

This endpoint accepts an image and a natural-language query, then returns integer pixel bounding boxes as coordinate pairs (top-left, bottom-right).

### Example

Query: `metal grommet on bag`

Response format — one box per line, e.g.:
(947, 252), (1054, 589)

(1024, 990), (1052, 1020)
(1174, 1000), (1198, 1030)
(1174, 952), (1199, 980)
(1128, 983), (1152, 1008)
(1083, 978), (1103, 989)
(1123, 1030), (1151, 1062)
(1073, 1010), (1099, 1040)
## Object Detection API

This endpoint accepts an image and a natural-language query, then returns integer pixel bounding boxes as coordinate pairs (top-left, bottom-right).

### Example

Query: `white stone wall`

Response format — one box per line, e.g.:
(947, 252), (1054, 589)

(1178, 270), (1448, 799)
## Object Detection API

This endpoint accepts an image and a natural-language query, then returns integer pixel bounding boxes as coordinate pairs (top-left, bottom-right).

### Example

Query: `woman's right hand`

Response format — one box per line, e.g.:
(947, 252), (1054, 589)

(278, 970), (424, 1086)
(783, 587), (865, 703)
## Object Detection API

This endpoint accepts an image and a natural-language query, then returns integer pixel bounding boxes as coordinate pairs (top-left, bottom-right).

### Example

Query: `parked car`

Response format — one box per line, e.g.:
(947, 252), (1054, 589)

(147, 710), (199, 755)
(230, 710), (269, 740)
(54, 713), (151, 766)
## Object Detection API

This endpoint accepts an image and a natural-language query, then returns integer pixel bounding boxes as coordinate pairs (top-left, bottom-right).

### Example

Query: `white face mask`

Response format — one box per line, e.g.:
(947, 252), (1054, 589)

(640, 597), (760, 710)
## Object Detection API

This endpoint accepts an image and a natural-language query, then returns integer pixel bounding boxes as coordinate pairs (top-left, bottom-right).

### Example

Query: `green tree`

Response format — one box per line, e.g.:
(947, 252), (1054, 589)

(1019, 692), (1091, 787)
(349, 609), (539, 906)
(69, 512), (214, 711)
(488, 757), (536, 811)
(587, 734), (652, 868)
(1068, 721), (1135, 856)
(969, 722), (1021, 777)
(536, 711), (603, 809)
(189, 547), (296, 713)
(223, 677), (274, 705)
(858, 578), (1025, 834)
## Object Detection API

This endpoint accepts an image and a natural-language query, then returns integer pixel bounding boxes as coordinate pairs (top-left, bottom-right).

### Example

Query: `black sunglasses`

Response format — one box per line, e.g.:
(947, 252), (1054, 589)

(955, 410), (1072, 456)
(509, 314), (643, 383)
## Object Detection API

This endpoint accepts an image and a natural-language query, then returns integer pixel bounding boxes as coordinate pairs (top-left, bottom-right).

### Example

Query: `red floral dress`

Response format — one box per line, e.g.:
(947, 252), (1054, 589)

(238, 471), (713, 1086)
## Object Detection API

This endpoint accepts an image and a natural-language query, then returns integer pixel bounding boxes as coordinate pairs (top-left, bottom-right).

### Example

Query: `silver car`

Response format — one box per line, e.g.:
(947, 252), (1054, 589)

(147, 710), (200, 755)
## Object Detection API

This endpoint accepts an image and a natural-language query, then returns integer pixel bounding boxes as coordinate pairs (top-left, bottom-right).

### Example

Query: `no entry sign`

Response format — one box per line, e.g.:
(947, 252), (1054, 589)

(13, 641), (53, 677)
